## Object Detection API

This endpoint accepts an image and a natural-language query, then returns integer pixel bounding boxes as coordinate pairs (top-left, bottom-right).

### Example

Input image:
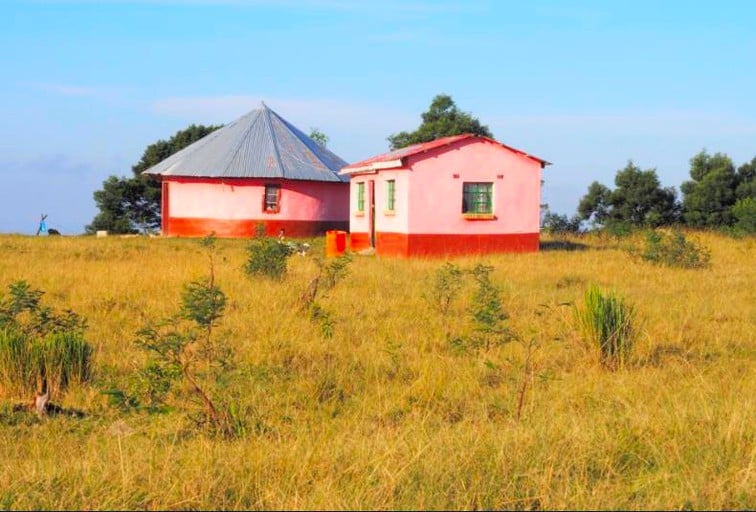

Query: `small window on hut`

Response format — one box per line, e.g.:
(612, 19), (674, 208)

(386, 180), (396, 212)
(462, 182), (494, 218)
(356, 182), (365, 213)
(264, 184), (281, 213)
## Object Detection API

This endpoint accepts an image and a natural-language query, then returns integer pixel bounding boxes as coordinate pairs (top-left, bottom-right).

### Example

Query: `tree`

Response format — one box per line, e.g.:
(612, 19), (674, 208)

(387, 94), (493, 150)
(680, 151), (738, 228)
(577, 181), (612, 226)
(577, 161), (678, 229)
(308, 128), (329, 148)
(610, 162), (678, 226)
(680, 150), (741, 228)
(732, 198), (756, 234)
(735, 157), (755, 202)
(732, 157), (756, 233)
(542, 211), (582, 236)
(87, 124), (222, 234)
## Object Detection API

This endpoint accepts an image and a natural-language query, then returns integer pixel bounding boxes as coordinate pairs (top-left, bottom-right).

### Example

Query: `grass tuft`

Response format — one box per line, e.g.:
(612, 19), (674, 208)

(575, 284), (635, 370)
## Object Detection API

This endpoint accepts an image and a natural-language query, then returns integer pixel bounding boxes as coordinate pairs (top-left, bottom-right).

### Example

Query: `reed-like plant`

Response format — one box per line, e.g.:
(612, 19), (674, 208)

(38, 332), (93, 396)
(0, 329), (35, 396)
(0, 281), (92, 399)
(575, 284), (635, 370)
(0, 329), (92, 398)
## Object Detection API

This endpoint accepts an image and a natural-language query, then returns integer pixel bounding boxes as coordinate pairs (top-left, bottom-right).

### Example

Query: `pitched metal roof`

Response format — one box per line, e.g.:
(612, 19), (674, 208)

(341, 134), (551, 174)
(143, 103), (349, 182)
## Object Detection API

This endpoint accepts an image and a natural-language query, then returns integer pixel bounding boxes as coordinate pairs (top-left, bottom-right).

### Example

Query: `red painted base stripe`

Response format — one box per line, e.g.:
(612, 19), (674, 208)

(349, 232), (372, 252)
(163, 218), (349, 238)
(349, 231), (539, 257)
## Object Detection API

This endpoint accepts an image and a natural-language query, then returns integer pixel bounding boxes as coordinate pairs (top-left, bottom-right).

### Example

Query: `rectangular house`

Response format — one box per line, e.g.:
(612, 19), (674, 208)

(340, 134), (550, 257)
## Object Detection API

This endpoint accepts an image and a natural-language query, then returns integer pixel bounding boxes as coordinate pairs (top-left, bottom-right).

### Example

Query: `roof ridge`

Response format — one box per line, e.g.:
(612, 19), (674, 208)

(261, 105), (286, 178)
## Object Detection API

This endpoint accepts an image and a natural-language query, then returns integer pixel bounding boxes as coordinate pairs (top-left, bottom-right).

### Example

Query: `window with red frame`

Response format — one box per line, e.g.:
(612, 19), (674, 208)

(264, 184), (281, 213)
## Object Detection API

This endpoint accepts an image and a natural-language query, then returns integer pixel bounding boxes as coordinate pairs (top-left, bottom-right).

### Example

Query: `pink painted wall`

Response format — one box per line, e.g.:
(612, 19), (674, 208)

(167, 177), (349, 222)
(349, 170), (410, 234)
(406, 139), (541, 234)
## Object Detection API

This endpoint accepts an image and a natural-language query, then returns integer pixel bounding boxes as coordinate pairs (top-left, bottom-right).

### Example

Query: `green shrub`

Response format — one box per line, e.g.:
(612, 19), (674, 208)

(575, 285), (635, 370)
(427, 262), (465, 318)
(635, 229), (710, 269)
(468, 264), (511, 348)
(299, 254), (352, 339)
(244, 236), (293, 280)
(131, 235), (241, 437)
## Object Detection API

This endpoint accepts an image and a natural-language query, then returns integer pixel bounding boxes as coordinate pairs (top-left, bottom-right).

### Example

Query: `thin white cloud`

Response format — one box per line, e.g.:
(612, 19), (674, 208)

(0, 154), (102, 177)
(17, 81), (130, 100)
(493, 109), (756, 137)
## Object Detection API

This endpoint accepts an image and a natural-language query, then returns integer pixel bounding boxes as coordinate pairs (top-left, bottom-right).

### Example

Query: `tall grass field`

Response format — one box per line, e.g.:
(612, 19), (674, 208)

(0, 232), (753, 510)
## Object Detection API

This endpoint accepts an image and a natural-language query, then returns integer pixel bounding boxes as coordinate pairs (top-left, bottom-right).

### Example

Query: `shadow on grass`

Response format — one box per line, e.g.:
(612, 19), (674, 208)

(539, 239), (590, 252)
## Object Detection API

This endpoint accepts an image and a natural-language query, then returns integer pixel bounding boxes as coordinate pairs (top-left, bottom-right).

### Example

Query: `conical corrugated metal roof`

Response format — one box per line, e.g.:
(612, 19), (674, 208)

(143, 103), (349, 182)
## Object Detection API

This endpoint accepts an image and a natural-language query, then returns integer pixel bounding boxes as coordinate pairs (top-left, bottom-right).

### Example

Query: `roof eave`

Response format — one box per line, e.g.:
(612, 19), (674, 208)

(340, 158), (403, 175)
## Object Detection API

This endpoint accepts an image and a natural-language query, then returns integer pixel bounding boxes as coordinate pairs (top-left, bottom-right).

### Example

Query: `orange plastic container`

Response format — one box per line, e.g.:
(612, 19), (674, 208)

(325, 230), (347, 258)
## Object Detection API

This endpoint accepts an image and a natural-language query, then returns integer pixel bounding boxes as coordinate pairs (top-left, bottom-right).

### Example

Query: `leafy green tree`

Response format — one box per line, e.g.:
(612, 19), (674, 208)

(542, 211), (582, 235)
(680, 151), (739, 228)
(732, 157), (756, 234)
(387, 94), (493, 150)
(577, 161), (678, 229)
(87, 124), (221, 234)
(735, 157), (755, 201)
(577, 182), (612, 225)
(88, 176), (156, 234)
(308, 127), (329, 148)
(611, 162), (678, 226)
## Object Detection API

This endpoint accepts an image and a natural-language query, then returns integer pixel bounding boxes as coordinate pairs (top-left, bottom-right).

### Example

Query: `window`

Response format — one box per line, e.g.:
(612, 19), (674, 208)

(264, 184), (281, 213)
(462, 182), (493, 214)
(357, 182), (365, 213)
(386, 180), (395, 211)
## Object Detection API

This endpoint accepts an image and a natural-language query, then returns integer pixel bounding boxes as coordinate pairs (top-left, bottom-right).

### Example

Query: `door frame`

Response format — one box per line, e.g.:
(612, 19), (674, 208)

(368, 179), (376, 248)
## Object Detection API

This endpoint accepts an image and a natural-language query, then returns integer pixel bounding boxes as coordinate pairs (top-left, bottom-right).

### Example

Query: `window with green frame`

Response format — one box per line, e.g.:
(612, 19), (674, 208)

(386, 180), (395, 211)
(462, 182), (493, 214)
(357, 182), (365, 212)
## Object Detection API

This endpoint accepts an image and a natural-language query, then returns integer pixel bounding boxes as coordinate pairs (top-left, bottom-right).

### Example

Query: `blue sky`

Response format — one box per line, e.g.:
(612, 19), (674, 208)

(1, 0), (754, 234)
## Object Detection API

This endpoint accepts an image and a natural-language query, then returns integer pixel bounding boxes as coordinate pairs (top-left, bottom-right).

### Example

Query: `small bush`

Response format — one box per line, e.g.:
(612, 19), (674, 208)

(636, 229), (710, 269)
(468, 264), (511, 348)
(575, 285), (635, 370)
(427, 262), (465, 318)
(244, 236), (293, 280)
(131, 235), (241, 437)
(300, 253), (352, 339)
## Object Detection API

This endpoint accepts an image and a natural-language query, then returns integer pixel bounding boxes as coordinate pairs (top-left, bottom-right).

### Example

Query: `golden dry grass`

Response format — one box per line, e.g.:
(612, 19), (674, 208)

(0, 232), (753, 510)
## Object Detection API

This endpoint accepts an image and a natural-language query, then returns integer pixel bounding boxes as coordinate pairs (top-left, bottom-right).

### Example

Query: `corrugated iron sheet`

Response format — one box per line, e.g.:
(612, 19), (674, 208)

(143, 104), (349, 182)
